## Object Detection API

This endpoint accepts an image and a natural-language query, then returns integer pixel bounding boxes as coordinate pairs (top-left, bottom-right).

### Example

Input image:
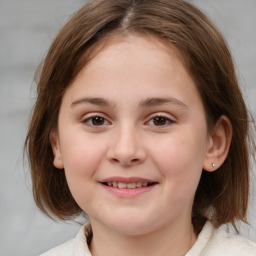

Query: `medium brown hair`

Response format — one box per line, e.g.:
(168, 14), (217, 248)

(25, 0), (255, 231)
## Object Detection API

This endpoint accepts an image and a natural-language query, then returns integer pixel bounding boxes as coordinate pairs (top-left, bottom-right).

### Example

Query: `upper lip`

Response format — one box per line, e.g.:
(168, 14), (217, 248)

(100, 176), (157, 183)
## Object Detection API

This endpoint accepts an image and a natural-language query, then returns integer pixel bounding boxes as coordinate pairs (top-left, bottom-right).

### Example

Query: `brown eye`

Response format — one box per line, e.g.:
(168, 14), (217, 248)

(153, 116), (169, 126)
(149, 116), (173, 126)
(91, 116), (105, 126)
(83, 116), (109, 127)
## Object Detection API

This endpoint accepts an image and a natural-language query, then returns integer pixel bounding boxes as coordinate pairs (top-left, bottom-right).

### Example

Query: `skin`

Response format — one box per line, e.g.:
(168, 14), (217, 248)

(51, 35), (232, 256)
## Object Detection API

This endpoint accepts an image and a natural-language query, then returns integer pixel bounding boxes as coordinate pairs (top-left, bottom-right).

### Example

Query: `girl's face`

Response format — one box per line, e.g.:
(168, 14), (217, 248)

(52, 35), (212, 235)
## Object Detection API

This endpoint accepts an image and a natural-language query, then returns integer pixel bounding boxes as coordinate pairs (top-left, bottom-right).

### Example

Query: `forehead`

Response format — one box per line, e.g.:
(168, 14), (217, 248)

(94, 33), (184, 67)
(73, 34), (189, 87)
(75, 33), (187, 79)
(61, 34), (204, 113)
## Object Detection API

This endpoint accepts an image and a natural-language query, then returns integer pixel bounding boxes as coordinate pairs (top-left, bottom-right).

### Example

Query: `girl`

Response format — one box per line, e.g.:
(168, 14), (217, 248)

(25, 0), (256, 255)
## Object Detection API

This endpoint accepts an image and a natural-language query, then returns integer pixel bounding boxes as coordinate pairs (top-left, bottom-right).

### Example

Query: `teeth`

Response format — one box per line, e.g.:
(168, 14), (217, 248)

(118, 182), (127, 189)
(105, 181), (151, 188)
(136, 182), (142, 188)
(127, 182), (136, 189)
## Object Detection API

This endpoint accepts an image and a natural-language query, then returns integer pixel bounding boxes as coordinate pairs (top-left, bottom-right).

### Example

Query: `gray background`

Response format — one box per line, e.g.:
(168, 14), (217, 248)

(0, 0), (255, 255)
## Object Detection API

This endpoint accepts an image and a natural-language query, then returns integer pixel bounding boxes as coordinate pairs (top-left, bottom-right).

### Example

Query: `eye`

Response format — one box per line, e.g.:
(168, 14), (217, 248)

(147, 115), (174, 127)
(83, 115), (110, 127)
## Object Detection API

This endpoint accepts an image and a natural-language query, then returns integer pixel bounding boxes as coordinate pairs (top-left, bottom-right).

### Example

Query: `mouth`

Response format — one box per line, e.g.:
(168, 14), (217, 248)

(100, 177), (158, 198)
(102, 181), (157, 189)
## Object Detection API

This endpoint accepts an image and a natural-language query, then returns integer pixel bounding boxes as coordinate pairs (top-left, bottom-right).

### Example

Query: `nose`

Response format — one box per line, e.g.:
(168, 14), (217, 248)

(106, 125), (147, 167)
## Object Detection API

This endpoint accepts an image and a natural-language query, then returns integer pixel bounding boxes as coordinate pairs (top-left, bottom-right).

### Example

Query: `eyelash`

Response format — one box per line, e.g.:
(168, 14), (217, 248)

(82, 114), (174, 128)
(146, 115), (174, 127)
(82, 115), (111, 127)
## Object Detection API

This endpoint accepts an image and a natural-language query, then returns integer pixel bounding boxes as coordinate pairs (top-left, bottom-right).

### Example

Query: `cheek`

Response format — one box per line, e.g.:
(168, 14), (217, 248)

(59, 133), (107, 201)
(59, 137), (105, 212)
(151, 132), (206, 172)
(149, 128), (207, 194)
(60, 132), (106, 175)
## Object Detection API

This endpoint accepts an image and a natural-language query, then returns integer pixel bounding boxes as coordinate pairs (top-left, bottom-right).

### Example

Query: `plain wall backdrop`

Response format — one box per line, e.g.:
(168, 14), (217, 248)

(0, 0), (255, 255)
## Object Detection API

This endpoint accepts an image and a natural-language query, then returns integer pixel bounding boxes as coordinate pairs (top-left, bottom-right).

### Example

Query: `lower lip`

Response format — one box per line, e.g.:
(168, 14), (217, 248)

(101, 184), (156, 198)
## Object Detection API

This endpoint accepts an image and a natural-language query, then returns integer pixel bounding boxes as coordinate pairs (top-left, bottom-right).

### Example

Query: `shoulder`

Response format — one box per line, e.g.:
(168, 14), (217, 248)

(207, 225), (256, 255)
(188, 221), (256, 256)
(39, 225), (92, 256)
(40, 239), (75, 256)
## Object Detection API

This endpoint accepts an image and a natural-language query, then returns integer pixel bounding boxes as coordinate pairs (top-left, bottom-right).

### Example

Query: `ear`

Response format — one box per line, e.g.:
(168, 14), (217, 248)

(50, 130), (64, 169)
(203, 115), (232, 172)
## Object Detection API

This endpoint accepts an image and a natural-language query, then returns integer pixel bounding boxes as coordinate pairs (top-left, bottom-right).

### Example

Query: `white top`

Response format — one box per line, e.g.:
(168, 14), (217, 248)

(40, 221), (256, 256)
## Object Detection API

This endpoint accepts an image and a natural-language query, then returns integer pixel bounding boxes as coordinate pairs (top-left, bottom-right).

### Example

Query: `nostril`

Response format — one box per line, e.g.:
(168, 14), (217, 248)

(110, 157), (140, 166)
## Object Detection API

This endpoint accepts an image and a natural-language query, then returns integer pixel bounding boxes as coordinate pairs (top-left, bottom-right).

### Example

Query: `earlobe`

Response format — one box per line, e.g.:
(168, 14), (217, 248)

(203, 116), (232, 172)
(50, 130), (64, 169)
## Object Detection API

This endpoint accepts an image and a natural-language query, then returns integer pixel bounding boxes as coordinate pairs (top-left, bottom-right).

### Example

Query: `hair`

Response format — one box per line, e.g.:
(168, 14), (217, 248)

(25, 0), (255, 232)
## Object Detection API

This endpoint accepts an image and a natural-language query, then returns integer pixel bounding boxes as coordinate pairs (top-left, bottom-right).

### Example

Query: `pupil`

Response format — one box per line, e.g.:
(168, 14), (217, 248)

(92, 117), (104, 125)
(153, 117), (166, 126)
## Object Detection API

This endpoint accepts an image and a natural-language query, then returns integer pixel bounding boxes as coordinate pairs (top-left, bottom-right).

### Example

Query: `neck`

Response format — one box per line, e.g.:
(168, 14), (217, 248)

(89, 219), (197, 256)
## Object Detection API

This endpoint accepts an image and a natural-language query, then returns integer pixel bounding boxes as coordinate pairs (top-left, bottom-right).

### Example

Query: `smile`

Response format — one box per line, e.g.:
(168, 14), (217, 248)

(100, 177), (158, 198)
(103, 181), (155, 189)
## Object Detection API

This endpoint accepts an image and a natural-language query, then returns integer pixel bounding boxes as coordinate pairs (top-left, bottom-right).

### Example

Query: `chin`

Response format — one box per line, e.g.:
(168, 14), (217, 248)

(104, 214), (159, 236)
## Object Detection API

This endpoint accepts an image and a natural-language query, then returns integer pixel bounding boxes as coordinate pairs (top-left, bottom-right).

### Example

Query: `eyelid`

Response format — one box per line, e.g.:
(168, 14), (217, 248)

(81, 112), (112, 127)
(145, 112), (176, 126)
(147, 112), (175, 120)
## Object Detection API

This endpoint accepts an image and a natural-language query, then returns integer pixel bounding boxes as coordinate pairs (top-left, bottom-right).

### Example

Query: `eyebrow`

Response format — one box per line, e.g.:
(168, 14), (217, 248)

(139, 97), (188, 108)
(71, 96), (188, 109)
(71, 97), (114, 107)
